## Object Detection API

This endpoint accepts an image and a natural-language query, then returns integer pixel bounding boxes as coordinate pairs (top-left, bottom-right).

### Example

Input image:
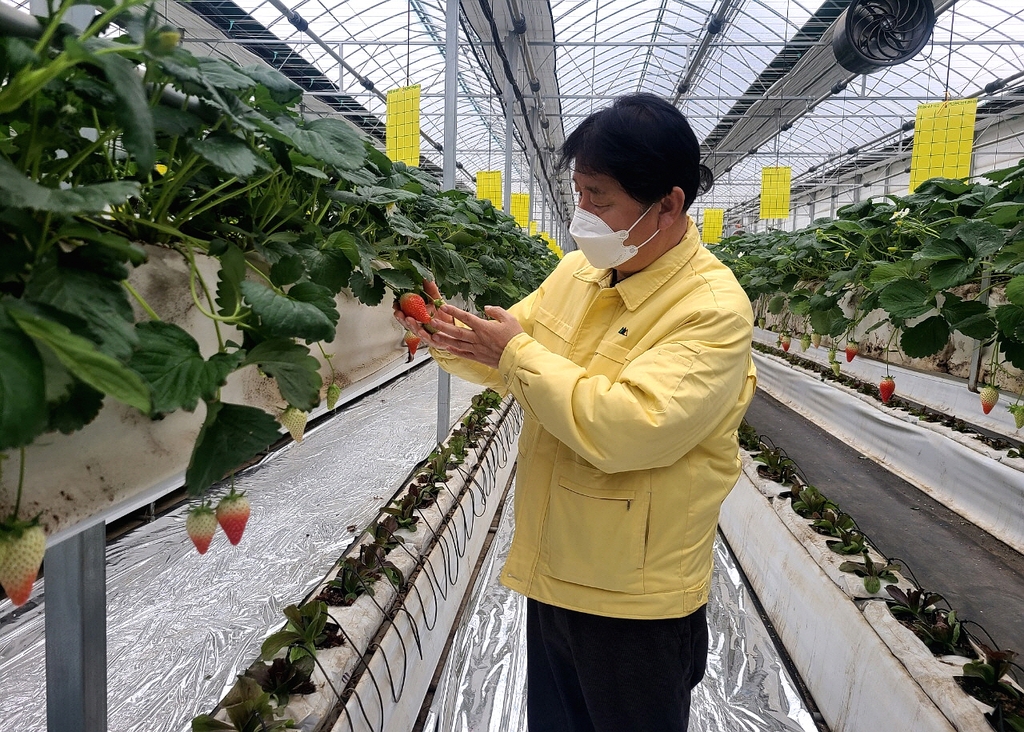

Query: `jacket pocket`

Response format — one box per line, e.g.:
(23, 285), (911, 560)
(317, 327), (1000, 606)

(533, 306), (574, 356)
(543, 477), (649, 594)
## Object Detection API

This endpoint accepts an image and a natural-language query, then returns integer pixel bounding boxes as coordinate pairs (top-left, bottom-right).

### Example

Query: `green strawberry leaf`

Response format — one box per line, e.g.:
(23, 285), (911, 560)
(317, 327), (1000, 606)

(348, 270), (386, 306)
(928, 259), (978, 290)
(0, 158), (139, 214)
(879, 279), (934, 319)
(238, 65), (302, 105)
(957, 220), (1005, 259)
(185, 401), (281, 495)
(1005, 276), (1024, 307)
(88, 43), (155, 171)
(300, 245), (352, 294)
(900, 316), (950, 358)
(240, 280), (336, 343)
(47, 379), (104, 435)
(9, 307), (151, 414)
(25, 255), (137, 360)
(287, 282), (339, 339)
(216, 243), (247, 317)
(941, 294), (995, 340)
(915, 238), (969, 263)
(375, 267), (415, 291)
(130, 322), (243, 414)
(0, 318), (47, 451)
(269, 254), (306, 287)
(243, 339), (322, 411)
(191, 134), (270, 179)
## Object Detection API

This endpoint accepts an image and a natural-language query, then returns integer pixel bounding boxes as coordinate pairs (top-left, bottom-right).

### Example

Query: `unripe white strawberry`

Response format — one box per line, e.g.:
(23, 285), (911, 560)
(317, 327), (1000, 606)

(280, 406), (308, 442)
(0, 523), (46, 606)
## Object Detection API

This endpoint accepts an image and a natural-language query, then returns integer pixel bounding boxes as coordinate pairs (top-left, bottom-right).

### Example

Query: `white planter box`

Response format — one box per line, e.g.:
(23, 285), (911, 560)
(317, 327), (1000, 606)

(721, 454), (1008, 732)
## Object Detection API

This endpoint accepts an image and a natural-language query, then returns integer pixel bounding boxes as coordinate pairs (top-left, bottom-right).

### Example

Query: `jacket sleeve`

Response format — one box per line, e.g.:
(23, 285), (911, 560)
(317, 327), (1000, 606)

(496, 305), (754, 473)
(428, 287), (542, 391)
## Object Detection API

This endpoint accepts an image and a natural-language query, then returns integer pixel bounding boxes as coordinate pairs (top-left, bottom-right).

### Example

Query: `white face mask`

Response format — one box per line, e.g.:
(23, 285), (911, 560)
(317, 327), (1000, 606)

(569, 203), (660, 269)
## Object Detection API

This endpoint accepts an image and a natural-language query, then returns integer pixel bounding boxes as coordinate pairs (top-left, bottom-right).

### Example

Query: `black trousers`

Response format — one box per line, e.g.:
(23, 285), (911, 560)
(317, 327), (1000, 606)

(526, 599), (709, 732)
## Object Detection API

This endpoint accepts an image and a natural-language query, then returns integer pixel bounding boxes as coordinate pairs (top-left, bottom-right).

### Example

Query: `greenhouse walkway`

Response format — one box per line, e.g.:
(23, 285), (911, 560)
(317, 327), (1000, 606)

(744, 391), (1024, 658)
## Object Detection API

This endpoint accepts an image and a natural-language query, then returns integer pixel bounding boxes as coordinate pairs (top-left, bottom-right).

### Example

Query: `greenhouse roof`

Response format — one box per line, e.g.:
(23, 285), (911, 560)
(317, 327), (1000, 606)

(6, 0), (1024, 224)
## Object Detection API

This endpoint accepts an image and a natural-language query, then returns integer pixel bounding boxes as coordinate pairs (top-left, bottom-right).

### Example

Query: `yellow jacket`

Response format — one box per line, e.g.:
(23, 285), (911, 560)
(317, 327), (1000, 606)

(433, 218), (756, 619)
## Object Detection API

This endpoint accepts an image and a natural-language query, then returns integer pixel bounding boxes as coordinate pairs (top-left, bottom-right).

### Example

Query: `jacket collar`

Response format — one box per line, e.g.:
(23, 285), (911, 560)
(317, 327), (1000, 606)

(571, 215), (701, 311)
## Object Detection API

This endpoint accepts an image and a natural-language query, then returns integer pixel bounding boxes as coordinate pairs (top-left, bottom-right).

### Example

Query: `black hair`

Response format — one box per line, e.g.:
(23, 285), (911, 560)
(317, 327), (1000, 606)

(558, 93), (701, 211)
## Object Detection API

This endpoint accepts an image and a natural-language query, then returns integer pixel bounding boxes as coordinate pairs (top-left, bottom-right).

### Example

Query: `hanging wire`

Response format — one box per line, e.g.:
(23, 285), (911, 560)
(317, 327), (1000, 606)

(943, 2), (957, 100)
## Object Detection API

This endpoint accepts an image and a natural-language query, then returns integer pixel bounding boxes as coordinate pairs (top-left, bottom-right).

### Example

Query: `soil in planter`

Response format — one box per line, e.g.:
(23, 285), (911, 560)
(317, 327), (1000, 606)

(317, 621), (346, 650)
(316, 586), (361, 607)
(954, 676), (1024, 721)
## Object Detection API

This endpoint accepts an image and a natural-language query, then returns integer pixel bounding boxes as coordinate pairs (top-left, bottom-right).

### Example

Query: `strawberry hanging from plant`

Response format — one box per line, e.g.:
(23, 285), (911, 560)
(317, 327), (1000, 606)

(326, 383), (341, 411)
(280, 406), (308, 442)
(0, 453), (46, 606)
(215, 489), (250, 546)
(1008, 404), (1024, 430)
(811, 333), (821, 349)
(404, 331), (421, 362)
(397, 292), (431, 324)
(879, 376), (896, 404)
(800, 334), (811, 351)
(0, 520), (46, 606)
(845, 341), (859, 362)
(980, 385), (999, 415)
(186, 503), (217, 555)
(780, 333), (791, 352)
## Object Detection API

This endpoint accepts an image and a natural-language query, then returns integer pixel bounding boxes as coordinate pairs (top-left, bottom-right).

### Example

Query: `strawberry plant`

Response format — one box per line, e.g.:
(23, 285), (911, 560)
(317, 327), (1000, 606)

(383, 491), (421, 530)
(811, 507), (857, 538)
(0, 0), (557, 531)
(753, 445), (798, 484)
(826, 525), (868, 555)
(366, 515), (404, 552)
(790, 484), (834, 519)
(838, 551), (901, 594)
(191, 676), (295, 732)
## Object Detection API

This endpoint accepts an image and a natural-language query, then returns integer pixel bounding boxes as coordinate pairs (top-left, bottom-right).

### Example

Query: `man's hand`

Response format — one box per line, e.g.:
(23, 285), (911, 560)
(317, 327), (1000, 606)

(425, 304), (523, 368)
(392, 280), (523, 368)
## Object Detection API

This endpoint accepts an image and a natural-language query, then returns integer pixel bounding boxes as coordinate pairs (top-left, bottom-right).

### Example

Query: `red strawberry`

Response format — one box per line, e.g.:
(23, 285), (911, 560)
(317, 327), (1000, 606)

(404, 331), (421, 361)
(845, 341), (859, 362)
(215, 490), (250, 546)
(811, 333), (821, 348)
(326, 383), (341, 410)
(980, 385), (999, 415)
(280, 406), (308, 442)
(398, 293), (431, 324)
(780, 334), (791, 352)
(186, 505), (217, 554)
(0, 523), (46, 606)
(879, 376), (896, 404)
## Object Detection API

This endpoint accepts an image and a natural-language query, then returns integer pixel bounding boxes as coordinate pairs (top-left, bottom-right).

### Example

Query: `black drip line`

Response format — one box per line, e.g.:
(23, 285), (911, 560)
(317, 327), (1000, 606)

(749, 430), (1020, 685)
(329, 397), (519, 732)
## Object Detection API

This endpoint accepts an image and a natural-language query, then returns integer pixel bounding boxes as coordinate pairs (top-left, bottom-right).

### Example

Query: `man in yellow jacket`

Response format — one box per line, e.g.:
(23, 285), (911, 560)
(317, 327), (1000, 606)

(396, 93), (756, 732)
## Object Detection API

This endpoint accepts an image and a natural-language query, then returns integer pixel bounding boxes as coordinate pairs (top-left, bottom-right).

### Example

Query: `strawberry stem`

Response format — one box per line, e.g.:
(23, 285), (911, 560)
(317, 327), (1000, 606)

(13, 447), (25, 520)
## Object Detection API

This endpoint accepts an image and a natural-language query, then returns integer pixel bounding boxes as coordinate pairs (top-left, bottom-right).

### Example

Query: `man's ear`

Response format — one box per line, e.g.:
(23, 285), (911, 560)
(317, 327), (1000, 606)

(658, 186), (687, 227)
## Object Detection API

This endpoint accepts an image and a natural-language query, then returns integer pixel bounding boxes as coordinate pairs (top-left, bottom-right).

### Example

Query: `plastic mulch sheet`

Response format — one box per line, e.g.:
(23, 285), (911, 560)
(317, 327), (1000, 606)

(0, 363), (481, 732)
(424, 481), (818, 732)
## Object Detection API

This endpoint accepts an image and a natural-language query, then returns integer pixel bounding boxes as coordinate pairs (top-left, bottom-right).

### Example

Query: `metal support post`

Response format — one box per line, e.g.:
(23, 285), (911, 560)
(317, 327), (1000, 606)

(503, 31), (519, 216)
(45, 522), (107, 732)
(436, 0), (458, 443)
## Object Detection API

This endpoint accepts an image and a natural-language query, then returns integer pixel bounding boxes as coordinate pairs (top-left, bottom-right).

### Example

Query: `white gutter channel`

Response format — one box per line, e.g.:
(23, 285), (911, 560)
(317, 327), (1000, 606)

(751, 334), (1024, 554)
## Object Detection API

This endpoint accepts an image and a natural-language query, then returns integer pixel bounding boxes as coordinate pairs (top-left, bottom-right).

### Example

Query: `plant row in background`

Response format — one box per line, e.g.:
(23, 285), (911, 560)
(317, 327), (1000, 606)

(713, 161), (1024, 417)
(0, 0), (558, 603)
(737, 421), (1024, 731)
(191, 389), (505, 732)
(752, 340), (1024, 459)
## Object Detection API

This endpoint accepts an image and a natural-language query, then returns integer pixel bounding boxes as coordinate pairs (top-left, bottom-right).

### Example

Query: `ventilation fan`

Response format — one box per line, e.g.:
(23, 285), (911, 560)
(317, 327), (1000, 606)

(697, 164), (714, 195)
(832, 0), (936, 75)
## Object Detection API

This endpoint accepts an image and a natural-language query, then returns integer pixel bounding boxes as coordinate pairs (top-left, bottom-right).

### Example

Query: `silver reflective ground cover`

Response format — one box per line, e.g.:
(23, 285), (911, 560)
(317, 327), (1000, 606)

(425, 481), (818, 732)
(0, 363), (481, 732)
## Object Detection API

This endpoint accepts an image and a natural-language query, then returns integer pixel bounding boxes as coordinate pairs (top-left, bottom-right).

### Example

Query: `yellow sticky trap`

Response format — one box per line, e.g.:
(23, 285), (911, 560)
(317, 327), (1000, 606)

(909, 99), (978, 193)
(759, 167), (791, 220)
(511, 193), (530, 228)
(702, 208), (724, 244)
(386, 84), (421, 167)
(476, 170), (502, 204)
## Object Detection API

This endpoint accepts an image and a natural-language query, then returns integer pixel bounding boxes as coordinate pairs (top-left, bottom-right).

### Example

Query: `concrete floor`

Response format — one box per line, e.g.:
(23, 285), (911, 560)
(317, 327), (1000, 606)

(744, 391), (1024, 658)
